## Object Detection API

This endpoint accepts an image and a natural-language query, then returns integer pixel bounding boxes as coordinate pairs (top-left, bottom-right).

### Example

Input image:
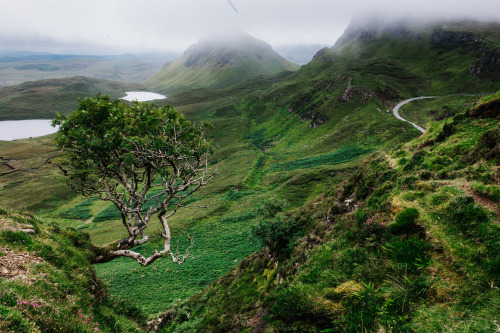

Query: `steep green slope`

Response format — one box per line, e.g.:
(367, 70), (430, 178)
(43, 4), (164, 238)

(0, 76), (144, 120)
(153, 89), (500, 333)
(265, 20), (500, 128)
(144, 32), (299, 94)
(0, 209), (144, 332)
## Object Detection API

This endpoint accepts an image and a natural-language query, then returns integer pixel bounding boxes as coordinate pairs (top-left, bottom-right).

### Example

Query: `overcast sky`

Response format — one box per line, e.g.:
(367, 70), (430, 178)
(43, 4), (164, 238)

(1, 0), (500, 55)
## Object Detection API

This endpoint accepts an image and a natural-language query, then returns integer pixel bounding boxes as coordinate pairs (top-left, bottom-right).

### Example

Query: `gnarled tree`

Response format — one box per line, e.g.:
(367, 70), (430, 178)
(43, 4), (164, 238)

(52, 95), (217, 266)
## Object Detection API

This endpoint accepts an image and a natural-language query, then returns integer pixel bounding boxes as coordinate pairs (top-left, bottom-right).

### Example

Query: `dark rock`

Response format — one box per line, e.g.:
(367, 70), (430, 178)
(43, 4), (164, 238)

(312, 47), (330, 60)
(430, 29), (484, 46)
(469, 49), (500, 79)
(467, 98), (500, 119)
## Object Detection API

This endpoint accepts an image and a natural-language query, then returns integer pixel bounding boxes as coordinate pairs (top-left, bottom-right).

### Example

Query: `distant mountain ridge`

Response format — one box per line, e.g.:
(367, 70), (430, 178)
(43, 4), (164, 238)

(0, 76), (143, 120)
(144, 32), (299, 94)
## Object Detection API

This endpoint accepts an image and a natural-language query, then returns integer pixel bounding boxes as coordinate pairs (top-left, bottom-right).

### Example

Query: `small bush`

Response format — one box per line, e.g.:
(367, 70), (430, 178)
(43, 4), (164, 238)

(358, 215), (388, 242)
(61, 228), (90, 247)
(403, 150), (425, 171)
(435, 122), (455, 143)
(342, 282), (384, 332)
(444, 195), (489, 236)
(354, 208), (371, 226)
(385, 236), (430, 272)
(390, 208), (419, 236)
(252, 198), (298, 254)
(0, 230), (32, 246)
(472, 183), (500, 203)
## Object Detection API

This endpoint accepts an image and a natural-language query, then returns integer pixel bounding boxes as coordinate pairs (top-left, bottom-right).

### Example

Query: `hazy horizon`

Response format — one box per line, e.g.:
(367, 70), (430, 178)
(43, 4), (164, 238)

(2, 0), (500, 55)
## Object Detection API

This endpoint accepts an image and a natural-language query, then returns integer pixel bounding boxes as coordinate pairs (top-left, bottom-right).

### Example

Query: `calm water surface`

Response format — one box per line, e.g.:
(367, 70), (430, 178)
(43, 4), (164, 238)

(121, 91), (167, 102)
(0, 92), (166, 141)
(0, 120), (57, 141)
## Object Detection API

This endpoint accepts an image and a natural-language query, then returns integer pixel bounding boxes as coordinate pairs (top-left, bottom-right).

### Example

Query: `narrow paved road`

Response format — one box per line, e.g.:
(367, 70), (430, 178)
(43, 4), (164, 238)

(393, 93), (493, 133)
(392, 96), (436, 133)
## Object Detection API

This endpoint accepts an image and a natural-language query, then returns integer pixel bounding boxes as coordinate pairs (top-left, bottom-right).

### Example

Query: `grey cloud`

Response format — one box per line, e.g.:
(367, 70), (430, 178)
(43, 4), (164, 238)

(1, 0), (499, 54)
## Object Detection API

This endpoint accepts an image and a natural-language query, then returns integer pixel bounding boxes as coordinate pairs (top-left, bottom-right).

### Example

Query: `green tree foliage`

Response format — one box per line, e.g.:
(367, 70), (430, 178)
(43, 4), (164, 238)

(52, 95), (217, 266)
(252, 198), (298, 254)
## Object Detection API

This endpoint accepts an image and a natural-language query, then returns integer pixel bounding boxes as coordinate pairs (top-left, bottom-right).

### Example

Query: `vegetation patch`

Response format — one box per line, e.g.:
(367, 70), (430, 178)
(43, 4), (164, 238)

(271, 146), (371, 171)
(59, 206), (93, 220)
(0, 210), (144, 332)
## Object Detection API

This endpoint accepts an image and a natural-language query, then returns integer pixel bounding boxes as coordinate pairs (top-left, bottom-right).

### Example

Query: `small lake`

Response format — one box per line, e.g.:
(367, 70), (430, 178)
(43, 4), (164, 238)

(0, 92), (167, 141)
(121, 91), (167, 102)
(0, 119), (57, 141)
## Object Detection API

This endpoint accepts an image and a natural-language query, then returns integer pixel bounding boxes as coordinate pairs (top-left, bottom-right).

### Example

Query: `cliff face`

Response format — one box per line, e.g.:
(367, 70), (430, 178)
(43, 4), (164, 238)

(429, 28), (484, 45)
(425, 27), (500, 79)
(469, 49), (500, 79)
(334, 17), (415, 48)
(330, 18), (500, 84)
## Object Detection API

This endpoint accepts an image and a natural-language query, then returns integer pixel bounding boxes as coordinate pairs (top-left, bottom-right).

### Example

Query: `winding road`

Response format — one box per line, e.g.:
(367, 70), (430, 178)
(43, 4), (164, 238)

(392, 96), (436, 133)
(393, 94), (493, 133)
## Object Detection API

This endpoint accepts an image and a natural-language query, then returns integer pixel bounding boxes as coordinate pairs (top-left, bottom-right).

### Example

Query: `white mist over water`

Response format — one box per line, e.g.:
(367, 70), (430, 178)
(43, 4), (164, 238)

(0, 120), (57, 141)
(121, 91), (167, 102)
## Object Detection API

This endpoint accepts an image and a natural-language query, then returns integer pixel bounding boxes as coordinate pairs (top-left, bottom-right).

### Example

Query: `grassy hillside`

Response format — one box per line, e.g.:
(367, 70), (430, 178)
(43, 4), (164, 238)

(2, 92), (497, 332)
(0, 209), (144, 332)
(144, 32), (299, 94)
(264, 20), (500, 130)
(154, 90), (500, 333)
(0, 76), (144, 120)
(0, 18), (499, 332)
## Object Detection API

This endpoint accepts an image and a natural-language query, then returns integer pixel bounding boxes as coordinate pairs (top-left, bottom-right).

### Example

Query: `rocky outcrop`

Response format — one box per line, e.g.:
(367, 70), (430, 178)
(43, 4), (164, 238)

(469, 49), (500, 79)
(288, 104), (328, 128)
(428, 28), (500, 79)
(312, 47), (330, 61)
(467, 98), (500, 119)
(430, 29), (484, 46)
(334, 18), (423, 48)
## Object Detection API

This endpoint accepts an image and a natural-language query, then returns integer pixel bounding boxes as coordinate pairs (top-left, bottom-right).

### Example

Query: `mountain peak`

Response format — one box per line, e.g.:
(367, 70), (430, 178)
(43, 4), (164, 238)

(182, 31), (274, 69)
(145, 32), (298, 94)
